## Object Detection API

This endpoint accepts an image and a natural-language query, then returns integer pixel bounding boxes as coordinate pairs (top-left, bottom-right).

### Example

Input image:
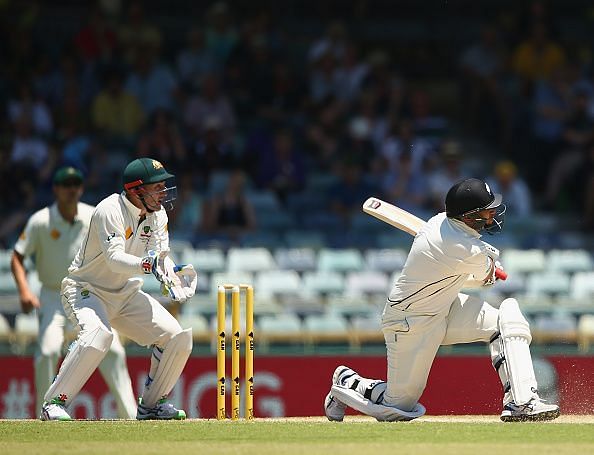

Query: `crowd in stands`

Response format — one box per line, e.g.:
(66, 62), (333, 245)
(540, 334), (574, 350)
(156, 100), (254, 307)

(2, 0), (594, 249)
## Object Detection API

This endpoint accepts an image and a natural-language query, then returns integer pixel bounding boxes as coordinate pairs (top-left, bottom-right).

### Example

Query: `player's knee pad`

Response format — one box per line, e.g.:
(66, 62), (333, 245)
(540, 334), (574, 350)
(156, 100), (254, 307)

(164, 328), (193, 354)
(141, 328), (192, 407)
(499, 298), (531, 344)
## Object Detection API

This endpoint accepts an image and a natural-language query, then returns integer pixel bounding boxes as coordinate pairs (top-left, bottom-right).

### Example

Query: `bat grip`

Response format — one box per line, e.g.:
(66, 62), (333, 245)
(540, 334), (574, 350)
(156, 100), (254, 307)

(495, 268), (507, 281)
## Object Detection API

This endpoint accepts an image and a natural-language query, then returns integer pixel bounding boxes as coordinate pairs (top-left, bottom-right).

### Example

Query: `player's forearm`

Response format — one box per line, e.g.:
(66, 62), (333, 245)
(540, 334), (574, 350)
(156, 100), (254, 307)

(10, 252), (31, 296)
(104, 249), (144, 275)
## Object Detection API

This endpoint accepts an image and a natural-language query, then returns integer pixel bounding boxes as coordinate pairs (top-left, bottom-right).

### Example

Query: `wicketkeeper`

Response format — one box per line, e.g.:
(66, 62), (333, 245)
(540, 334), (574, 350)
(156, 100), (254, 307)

(12, 166), (137, 418)
(325, 178), (560, 422)
(40, 158), (197, 421)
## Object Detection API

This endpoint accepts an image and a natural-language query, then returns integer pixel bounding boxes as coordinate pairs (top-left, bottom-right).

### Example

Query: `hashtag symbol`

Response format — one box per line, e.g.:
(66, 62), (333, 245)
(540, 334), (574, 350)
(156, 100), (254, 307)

(2, 380), (33, 418)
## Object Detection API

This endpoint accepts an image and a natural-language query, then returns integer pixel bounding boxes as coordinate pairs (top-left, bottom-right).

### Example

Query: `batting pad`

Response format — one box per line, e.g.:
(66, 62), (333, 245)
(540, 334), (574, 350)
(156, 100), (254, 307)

(141, 328), (192, 407)
(43, 326), (113, 405)
(331, 385), (426, 421)
(498, 298), (538, 405)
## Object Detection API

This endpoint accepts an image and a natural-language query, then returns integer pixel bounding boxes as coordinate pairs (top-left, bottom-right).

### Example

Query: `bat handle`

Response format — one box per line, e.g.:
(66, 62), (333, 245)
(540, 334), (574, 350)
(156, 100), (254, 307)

(495, 268), (507, 281)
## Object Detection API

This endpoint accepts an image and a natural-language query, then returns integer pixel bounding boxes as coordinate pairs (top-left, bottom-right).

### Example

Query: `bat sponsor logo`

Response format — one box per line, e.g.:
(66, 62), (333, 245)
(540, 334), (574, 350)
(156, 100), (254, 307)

(367, 199), (381, 209)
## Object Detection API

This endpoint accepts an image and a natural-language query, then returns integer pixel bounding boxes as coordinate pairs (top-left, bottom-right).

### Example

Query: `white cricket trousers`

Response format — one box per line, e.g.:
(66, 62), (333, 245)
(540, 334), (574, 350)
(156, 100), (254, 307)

(381, 293), (499, 411)
(44, 278), (183, 411)
(36, 287), (137, 418)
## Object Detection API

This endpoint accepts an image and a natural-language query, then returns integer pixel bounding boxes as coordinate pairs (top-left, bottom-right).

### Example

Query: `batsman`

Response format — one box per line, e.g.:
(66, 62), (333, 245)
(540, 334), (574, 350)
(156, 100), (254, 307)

(40, 158), (197, 421)
(325, 178), (560, 422)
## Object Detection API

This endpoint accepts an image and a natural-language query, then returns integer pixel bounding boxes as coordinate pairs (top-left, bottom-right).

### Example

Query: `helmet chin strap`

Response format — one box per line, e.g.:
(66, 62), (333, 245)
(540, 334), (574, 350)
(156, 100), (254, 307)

(138, 193), (160, 213)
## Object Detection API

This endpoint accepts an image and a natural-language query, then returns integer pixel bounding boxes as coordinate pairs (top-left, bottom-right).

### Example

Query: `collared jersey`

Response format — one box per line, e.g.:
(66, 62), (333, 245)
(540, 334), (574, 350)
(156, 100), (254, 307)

(385, 212), (493, 315)
(14, 202), (95, 290)
(68, 192), (169, 293)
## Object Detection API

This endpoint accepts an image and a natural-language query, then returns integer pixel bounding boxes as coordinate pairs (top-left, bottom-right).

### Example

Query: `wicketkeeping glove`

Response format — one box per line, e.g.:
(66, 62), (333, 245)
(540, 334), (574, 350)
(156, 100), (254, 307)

(141, 250), (165, 281)
(158, 255), (198, 303)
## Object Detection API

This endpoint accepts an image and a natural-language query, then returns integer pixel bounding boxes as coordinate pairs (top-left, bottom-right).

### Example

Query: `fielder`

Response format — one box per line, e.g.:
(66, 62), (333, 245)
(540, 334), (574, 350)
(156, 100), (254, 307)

(325, 178), (560, 422)
(39, 158), (197, 421)
(11, 166), (137, 418)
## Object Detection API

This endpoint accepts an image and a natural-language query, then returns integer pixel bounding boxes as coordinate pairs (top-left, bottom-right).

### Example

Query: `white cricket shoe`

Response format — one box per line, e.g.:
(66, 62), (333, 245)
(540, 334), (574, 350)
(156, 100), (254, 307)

(500, 398), (560, 422)
(136, 397), (187, 420)
(40, 397), (72, 421)
(324, 365), (357, 421)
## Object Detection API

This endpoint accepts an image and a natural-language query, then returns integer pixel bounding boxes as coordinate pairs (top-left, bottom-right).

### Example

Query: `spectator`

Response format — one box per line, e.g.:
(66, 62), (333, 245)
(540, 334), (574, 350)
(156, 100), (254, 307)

(118, 0), (162, 65)
(125, 45), (178, 115)
(8, 82), (53, 136)
(334, 43), (369, 104)
(10, 114), (50, 172)
(380, 118), (434, 177)
(427, 140), (469, 211)
(203, 169), (256, 241)
(545, 86), (594, 210)
(526, 66), (572, 189)
(304, 98), (343, 171)
(137, 109), (187, 172)
(255, 128), (306, 202)
(338, 116), (377, 170)
(459, 24), (509, 143)
(204, 2), (238, 66)
(486, 160), (532, 217)
(309, 49), (338, 104)
(74, 6), (117, 64)
(184, 73), (236, 144)
(168, 171), (204, 242)
(308, 21), (348, 64)
(176, 26), (219, 91)
(328, 161), (378, 223)
(381, 149), (429, 214)
(255, 60), (304, 124)
(190, 116), (236, 181)
(91, 67), (145, 140)
(511, 21), (566, 90)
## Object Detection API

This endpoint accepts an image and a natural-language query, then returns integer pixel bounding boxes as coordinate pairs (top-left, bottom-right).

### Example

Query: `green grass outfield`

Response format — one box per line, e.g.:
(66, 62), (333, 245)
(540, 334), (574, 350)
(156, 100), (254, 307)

(1, 416), (593, 455)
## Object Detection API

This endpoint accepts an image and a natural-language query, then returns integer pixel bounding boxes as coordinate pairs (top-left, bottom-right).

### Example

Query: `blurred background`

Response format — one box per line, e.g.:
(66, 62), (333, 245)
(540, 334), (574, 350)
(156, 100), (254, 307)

(1, 0), (594, 418)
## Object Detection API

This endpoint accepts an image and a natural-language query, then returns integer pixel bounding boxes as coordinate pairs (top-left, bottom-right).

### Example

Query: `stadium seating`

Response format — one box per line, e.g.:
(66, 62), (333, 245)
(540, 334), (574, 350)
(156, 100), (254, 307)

(547, 249), (593, 274)
(317, 249), (365, 273)
(303, 314), (350, 346)
(255, 270), (302, 298)
(365, 249), (408, 272)
(344, 270), (390, 296)
(525, 271), (571, 297)
(181, 248), (227, 274)
(227, 248), (276, 272)
(274, 248), (317, 273)
(302, 271), (345, 295)
(258, 314), (304, 349)
(501, 249), (546, 274)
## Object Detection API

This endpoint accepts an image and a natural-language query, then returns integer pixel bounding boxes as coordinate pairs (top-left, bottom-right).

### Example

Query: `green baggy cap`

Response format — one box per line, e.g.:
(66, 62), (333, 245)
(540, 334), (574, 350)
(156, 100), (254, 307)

(123, 158), (175, 190)
(53, 166), (84, 185)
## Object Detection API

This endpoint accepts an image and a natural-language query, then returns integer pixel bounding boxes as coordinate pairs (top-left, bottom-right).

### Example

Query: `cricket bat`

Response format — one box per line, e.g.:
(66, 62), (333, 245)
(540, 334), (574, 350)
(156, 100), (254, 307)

(363, 197), (507, 281)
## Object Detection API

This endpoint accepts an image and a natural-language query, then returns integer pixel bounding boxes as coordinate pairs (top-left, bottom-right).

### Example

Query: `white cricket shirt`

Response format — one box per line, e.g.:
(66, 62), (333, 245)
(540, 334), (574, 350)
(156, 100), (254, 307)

(14, 202), (95, 290)
(384, 212), (493, 315)
(68, 192), (169, 293)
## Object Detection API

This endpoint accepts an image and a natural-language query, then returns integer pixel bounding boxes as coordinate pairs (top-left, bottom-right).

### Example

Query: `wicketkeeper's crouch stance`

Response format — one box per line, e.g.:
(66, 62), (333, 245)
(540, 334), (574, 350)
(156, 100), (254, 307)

(325, 178), (560, 422)
(41, 158), (197, 421)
